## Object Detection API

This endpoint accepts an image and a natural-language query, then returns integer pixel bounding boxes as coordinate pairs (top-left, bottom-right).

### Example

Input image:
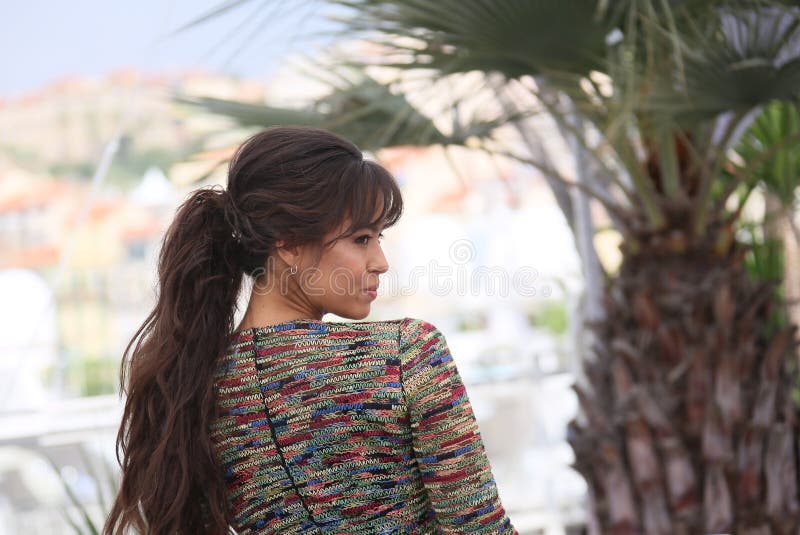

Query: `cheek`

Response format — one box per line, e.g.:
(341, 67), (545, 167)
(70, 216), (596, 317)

(324, 247), (366, 271)
(312, 249), (367, 295)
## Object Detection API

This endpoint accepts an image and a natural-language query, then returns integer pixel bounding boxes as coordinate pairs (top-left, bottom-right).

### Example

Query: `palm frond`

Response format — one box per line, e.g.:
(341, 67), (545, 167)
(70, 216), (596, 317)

(333, 0), (611, 79)
(177, 70), (520, 151)
(175, 95), (326, 128)
(168, 0), (259, 36)
(737, 101), (800, 207)
(646, 4), (800, 121)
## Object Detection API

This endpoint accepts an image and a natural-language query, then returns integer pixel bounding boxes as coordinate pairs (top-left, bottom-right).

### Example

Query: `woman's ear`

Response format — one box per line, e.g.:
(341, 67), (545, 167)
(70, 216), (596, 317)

(274, 240), (301, 268)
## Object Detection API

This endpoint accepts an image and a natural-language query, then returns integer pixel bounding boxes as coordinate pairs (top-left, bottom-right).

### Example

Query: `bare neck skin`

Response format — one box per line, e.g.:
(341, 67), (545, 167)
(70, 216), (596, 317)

(236, 275), (324, 331)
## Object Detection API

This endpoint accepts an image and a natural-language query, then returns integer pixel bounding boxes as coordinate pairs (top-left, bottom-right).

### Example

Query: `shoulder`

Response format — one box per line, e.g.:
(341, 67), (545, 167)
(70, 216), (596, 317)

(396, 319), (457, 396)
(323, 317), (441, 336)
(397, 317), (445, 345)
(396, 318), (452, 370)
(321, 317), (448, 349)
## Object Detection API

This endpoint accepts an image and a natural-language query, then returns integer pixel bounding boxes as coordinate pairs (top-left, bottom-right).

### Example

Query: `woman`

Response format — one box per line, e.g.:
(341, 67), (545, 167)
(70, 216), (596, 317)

(104, 126), (516, 534)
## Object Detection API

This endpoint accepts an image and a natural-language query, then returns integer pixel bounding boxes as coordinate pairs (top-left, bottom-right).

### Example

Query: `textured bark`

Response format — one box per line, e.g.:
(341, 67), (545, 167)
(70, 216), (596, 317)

(569, 227), (800, 534)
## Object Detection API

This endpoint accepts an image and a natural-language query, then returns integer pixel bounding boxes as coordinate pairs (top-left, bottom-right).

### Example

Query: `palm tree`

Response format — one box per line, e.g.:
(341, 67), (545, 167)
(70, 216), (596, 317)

(737, 101), (800, 330)
(181, 1), (800, 532)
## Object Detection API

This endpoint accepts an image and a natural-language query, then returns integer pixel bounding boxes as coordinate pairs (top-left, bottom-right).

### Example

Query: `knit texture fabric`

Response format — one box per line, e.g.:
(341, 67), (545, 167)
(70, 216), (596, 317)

(210, 317), (516, 534)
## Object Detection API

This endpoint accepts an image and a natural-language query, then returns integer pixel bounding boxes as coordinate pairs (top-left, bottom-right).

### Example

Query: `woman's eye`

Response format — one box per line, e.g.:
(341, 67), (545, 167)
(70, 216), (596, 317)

(356, 233), (384, 245)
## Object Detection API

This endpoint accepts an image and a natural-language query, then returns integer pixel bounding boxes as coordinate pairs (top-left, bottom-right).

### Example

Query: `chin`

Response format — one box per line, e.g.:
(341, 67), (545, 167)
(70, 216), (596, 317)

(336, 306), (371, 320)
(350, 308), (371, 320)
(326, 297), (372, 320)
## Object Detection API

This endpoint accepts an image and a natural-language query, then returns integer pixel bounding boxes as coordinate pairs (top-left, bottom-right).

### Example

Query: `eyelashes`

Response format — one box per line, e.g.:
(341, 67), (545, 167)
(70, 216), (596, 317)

(355, 232), (385, 245)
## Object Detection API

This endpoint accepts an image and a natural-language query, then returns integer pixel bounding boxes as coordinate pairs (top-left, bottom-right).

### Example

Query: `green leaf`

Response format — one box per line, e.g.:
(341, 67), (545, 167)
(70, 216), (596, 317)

(78, 445), (107, 515)
(45, 455), (100, 535)
(737, 101), (800, 207)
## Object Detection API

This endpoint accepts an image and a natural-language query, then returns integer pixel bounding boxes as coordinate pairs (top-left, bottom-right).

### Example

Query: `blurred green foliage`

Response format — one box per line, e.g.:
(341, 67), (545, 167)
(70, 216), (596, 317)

(527, 301), (569, 336)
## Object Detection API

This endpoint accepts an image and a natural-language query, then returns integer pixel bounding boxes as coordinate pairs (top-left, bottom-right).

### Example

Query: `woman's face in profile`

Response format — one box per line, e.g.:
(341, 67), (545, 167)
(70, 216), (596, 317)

(294, 220), (389, 320)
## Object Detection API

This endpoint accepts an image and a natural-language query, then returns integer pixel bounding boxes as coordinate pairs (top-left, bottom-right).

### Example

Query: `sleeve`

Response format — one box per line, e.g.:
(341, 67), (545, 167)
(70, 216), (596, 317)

(399, 317), (517, 534)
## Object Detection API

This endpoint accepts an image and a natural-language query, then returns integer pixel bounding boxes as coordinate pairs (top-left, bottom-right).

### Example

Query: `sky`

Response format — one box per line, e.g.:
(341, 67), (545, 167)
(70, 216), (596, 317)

(0, 0), (337, 97)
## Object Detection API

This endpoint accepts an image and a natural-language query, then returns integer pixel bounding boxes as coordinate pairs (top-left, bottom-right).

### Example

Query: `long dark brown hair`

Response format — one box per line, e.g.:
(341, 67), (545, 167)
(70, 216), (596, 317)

(104, 126), (403, 534)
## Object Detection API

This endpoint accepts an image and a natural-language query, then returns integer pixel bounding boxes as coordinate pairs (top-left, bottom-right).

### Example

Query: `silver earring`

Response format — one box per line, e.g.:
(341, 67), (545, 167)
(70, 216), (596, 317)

(290, 264), (298, 275)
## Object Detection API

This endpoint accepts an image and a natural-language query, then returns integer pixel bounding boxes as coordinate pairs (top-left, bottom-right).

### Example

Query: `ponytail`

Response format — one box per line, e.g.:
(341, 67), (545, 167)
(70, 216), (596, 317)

(104, 188), (241, 534)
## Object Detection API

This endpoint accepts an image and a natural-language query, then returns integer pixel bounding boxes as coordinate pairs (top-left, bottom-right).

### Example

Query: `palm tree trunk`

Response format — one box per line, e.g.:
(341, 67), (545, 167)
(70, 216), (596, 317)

(568, 228), (800, 534)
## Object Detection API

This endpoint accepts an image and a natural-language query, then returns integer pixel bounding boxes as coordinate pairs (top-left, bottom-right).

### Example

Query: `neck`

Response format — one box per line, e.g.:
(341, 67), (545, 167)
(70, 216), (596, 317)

(236, 285), (323, 331)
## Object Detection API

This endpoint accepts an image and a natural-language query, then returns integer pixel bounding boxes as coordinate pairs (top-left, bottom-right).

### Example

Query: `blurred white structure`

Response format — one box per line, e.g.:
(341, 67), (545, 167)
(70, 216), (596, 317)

(0, 269), (58, 411)
(129, 166), (176, 207)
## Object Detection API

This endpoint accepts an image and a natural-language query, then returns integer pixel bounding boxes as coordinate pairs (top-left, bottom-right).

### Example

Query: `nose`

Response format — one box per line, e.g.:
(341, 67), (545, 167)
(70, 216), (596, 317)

(369, 243), (389, 274)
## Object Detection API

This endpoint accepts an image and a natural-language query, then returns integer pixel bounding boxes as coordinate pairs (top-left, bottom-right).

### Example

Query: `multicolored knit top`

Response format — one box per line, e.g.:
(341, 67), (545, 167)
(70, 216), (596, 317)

(210, 317), (516, 534)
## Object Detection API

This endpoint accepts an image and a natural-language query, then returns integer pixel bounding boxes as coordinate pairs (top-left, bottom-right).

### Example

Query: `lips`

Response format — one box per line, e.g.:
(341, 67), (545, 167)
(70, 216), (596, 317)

(364, 285), (379, 300)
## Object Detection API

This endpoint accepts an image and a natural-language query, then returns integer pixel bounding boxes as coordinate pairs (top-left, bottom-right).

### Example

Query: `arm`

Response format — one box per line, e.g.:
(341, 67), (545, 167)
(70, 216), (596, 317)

(399, 318), (517, 534)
